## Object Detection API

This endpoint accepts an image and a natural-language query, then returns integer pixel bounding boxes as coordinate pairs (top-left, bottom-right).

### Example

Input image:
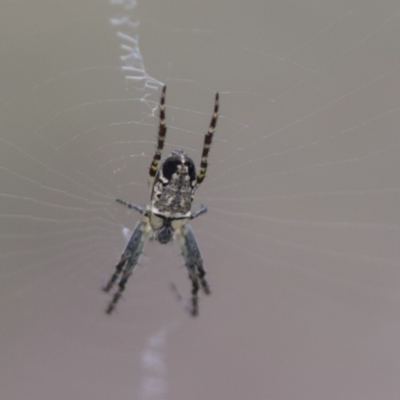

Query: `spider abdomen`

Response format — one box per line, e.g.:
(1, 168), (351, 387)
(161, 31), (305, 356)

(153, 178), (193, 213)
(151, 151), (196, 217)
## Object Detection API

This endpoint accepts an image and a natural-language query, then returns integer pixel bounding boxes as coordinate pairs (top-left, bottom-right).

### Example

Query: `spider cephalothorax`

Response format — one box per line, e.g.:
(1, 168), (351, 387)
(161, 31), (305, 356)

(103, 85), (219, 316)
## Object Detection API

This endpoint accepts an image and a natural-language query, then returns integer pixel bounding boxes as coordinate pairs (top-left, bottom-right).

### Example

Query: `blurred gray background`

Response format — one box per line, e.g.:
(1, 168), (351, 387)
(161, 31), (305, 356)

(1, 1), (400, 399)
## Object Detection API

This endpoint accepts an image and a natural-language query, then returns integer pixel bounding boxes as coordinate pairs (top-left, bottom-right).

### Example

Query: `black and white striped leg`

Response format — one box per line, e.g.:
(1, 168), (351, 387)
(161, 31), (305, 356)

(104, 220), (149, 314)
(177, 224), (211, 316)
(148, 85), (167, 187)
(196, 92), (219, 187)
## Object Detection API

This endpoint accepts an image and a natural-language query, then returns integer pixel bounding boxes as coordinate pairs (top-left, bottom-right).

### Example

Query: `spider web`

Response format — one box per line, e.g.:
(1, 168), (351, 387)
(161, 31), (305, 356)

(1, 1), (400, 400)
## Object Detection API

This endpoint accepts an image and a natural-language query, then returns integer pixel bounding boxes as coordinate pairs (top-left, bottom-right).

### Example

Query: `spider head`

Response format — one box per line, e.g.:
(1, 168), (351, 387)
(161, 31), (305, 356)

(155, 219), (174, 244)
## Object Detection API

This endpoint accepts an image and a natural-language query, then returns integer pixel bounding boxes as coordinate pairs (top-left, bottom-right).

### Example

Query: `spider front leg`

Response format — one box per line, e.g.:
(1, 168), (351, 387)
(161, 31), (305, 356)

(177, 223), (211, 316)
(104, 219), (149, 314)
(103, 255), (128, 293)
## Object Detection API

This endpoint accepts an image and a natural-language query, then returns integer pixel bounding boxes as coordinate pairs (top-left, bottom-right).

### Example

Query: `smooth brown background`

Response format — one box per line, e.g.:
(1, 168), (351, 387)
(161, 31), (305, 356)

(1, 1), (400, 399)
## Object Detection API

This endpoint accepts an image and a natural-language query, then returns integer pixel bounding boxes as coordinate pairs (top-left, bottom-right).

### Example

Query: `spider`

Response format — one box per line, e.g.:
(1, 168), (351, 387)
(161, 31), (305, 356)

(103, 85), (219, 316)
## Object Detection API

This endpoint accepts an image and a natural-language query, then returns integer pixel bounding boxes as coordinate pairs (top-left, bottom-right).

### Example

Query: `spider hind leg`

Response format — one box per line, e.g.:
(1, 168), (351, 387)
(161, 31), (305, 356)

(149, 85), (167, 187)
(196, 92), (219, 187)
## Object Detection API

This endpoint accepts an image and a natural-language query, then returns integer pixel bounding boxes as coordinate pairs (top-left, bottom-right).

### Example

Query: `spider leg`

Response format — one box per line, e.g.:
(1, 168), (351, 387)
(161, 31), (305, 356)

(116, 198), (146, 214)
(189, 275), (200, 317)
(103, 255), (128, 292)
(177, 223), (210, 316)
(190, 205), (207, 219)
(169, 283), (193, 315)
(105, 260), (134, 315)
(196, 92), (219, 188)
(105, 220), (149, 314)
(148, 85), (167, 187)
